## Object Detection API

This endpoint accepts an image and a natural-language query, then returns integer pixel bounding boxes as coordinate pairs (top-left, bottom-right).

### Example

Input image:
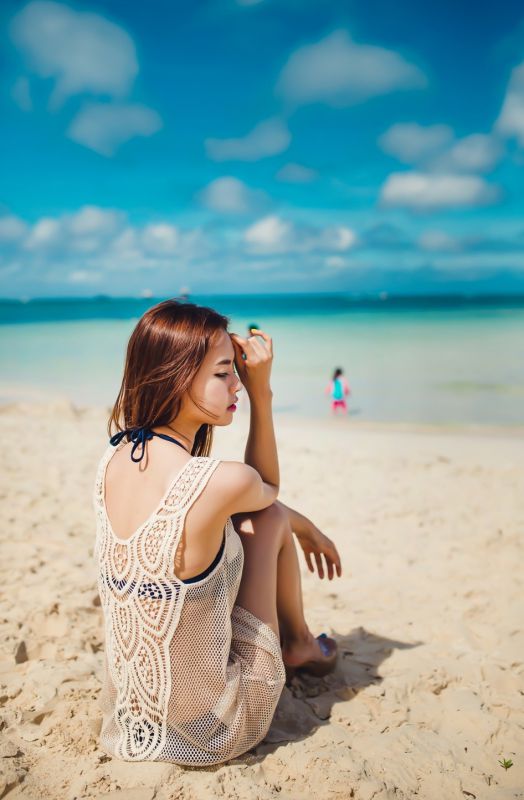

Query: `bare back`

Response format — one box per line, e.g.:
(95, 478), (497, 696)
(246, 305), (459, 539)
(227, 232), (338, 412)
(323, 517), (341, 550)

(104, 438), (229, 580)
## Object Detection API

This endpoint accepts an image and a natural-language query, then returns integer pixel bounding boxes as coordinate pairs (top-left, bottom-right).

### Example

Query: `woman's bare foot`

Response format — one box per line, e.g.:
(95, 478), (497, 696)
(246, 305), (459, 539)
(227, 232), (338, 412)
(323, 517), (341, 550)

(281, 630), (337, 675)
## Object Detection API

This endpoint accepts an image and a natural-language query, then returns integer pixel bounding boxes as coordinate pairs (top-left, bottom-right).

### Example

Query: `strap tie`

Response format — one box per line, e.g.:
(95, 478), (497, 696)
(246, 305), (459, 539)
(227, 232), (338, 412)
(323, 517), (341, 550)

(109, 427), (154, 463)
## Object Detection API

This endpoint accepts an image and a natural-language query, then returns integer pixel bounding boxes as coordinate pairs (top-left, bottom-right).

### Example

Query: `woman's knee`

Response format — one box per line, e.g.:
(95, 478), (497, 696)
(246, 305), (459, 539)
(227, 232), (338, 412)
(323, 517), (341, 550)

(232, 501), (290, 541)
(256, 502), (289, 530)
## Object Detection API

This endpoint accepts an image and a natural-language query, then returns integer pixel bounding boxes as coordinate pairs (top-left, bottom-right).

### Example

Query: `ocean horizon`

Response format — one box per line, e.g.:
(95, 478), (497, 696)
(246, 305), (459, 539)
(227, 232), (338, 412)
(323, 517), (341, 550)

(2, 291), (524, 322)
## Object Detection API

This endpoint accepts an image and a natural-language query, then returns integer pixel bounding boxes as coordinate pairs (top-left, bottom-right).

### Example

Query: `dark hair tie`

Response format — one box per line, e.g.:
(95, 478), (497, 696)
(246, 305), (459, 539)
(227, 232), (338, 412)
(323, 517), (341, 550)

(109, 427), (154, 463)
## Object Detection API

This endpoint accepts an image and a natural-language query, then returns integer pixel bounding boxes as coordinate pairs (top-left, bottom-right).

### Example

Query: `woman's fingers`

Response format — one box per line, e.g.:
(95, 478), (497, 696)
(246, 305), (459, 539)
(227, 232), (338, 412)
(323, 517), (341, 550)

(230, 332), (264, 362)
(298, 527), (343, 581)
(314, 551), (324, 579)
(246, 338), (267, 360)
(230, 333), (246, 354)
(319, 551), (332, 581)
(303, 544), (342, 580)
(304, 550), (314, 573)
(248, 328), (273, 356)
(319, 547), (342, 580)
(332, 545), (342, 577)
(322, 536), (342, 578)
(231, 329), (273, 361)
(230, 336), (246, 359)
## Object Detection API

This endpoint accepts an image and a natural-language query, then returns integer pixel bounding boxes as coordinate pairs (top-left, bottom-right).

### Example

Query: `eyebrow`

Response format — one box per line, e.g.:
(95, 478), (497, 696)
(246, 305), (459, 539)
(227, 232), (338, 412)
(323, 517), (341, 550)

(216, 358), (233, 365)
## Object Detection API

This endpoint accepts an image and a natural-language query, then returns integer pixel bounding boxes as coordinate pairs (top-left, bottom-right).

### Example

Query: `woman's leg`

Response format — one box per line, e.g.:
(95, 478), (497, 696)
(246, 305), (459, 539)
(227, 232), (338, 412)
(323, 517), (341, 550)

(231, 503), (333, 666)
(232, 503), (293, 638)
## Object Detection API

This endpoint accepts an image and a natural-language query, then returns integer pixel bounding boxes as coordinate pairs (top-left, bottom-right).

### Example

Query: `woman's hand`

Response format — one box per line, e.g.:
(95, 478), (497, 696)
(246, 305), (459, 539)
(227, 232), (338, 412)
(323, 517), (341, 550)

(229, 328), (273, 397)
(294, 519), (342, 580)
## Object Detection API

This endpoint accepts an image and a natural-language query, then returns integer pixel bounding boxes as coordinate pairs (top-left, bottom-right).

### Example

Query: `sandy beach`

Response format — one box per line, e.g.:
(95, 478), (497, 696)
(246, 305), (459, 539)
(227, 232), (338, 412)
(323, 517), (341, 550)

(0, 400), (523, 800)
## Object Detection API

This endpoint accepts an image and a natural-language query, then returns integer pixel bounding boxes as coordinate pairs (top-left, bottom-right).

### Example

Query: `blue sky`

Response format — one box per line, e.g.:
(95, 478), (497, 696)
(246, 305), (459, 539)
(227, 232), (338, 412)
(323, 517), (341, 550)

(1, 0), (524, 297)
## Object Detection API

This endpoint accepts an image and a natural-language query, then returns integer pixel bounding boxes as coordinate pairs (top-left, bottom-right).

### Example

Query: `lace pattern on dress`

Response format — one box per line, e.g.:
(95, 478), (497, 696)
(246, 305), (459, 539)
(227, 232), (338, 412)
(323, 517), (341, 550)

(93, 446), (221, 759)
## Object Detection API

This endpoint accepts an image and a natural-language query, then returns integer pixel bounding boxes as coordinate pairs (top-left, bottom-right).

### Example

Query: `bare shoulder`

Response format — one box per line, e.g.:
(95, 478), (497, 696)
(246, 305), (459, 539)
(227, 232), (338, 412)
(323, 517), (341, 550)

(207, 459), (277, 515)
(209, 460), (260, 495)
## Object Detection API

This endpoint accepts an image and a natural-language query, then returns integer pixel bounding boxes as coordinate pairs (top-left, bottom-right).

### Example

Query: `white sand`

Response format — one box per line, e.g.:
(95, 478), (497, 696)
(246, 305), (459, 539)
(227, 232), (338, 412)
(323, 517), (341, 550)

(0, 401), (523, 799)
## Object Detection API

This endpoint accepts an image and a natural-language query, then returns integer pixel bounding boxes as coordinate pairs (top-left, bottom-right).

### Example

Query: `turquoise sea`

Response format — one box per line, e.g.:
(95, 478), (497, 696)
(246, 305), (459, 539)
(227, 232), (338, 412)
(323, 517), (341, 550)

(1, 294), (523, 425)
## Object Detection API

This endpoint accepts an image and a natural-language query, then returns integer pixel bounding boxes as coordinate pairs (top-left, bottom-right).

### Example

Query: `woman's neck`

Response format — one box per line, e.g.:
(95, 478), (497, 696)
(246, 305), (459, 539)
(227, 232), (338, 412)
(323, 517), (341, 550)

(153, 420), (197, 453)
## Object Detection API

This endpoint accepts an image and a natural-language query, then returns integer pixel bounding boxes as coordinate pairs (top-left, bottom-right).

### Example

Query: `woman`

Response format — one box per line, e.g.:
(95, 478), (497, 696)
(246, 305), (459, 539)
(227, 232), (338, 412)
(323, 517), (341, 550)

(93, 299), (342, 765)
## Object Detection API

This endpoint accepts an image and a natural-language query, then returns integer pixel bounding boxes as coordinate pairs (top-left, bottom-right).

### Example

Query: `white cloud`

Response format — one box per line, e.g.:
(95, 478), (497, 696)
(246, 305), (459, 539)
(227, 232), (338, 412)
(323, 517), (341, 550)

(141, 224), (179, 255)
(244, 215), (358, 255)
(432, 134), (504, 173)
(276, 29), (426, 108)
(12, 77), (32, 111)
(320, 226), (357, 251)
(10, 208), (207, 270)
(4, 204), (524, 291)
(9, 3), (161, 156)
(100, 223), (209, 270)
(69, 237), (101, 254)
(199, 177), (266, 213)
(379, 123), (453, 163)
(10, 1), (138, 106)
(0, 215), (28, 242)
(324, 255), (347, 270)
(68, 205), (121, 236)
(68, 269), (101, 283)
(24, 217), (62, 250)
(108, 227), (142, 263)
(0, 208), (214, 282)
(496, 62), (524, 146)
(380, 123), (505, 174)
(380, 172), (500, 210)
(244, 215), (293, 253)
(67, 102), (162, 156)
(205, 118), (290, 161)
(418, 230), (461, 252)
(276, 163), (318, 183)
(22, 207), (122, 254)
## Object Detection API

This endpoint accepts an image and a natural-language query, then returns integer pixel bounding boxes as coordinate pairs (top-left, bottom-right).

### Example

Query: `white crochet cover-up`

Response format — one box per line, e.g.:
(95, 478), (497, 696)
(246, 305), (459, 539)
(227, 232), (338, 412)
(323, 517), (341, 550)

(93, 442), (286, 765)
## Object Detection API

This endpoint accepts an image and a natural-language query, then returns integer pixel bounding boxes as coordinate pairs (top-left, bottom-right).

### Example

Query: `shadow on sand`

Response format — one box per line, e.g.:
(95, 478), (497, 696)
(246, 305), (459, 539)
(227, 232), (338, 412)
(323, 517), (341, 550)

(255, 625), (421, 757)
(181, 626), (421, 771)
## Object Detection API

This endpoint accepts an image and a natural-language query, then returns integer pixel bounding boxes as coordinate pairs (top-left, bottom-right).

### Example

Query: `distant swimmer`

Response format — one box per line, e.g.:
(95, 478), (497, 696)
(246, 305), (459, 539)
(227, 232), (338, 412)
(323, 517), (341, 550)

(325, 367), (350, 415)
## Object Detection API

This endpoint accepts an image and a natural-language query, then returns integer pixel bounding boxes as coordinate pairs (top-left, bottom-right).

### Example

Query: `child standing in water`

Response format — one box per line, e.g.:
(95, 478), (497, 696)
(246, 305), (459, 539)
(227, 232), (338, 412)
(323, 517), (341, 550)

(325, 368), (350, 415)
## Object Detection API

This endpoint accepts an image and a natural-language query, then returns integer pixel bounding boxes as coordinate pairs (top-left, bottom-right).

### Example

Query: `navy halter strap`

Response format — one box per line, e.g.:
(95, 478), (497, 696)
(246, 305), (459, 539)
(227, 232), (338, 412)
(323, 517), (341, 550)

(108, 425), (225, 584)
(109, 427), (190, 463)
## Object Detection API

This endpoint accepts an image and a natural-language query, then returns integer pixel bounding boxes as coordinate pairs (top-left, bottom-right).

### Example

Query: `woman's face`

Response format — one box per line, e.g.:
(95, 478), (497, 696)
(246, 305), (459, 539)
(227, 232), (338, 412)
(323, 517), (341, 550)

(183, 329), (243, 425)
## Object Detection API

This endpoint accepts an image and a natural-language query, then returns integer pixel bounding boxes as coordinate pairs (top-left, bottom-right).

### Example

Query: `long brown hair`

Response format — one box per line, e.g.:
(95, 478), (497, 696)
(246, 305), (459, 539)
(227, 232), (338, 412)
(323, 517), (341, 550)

(108, 299), (230, 457)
